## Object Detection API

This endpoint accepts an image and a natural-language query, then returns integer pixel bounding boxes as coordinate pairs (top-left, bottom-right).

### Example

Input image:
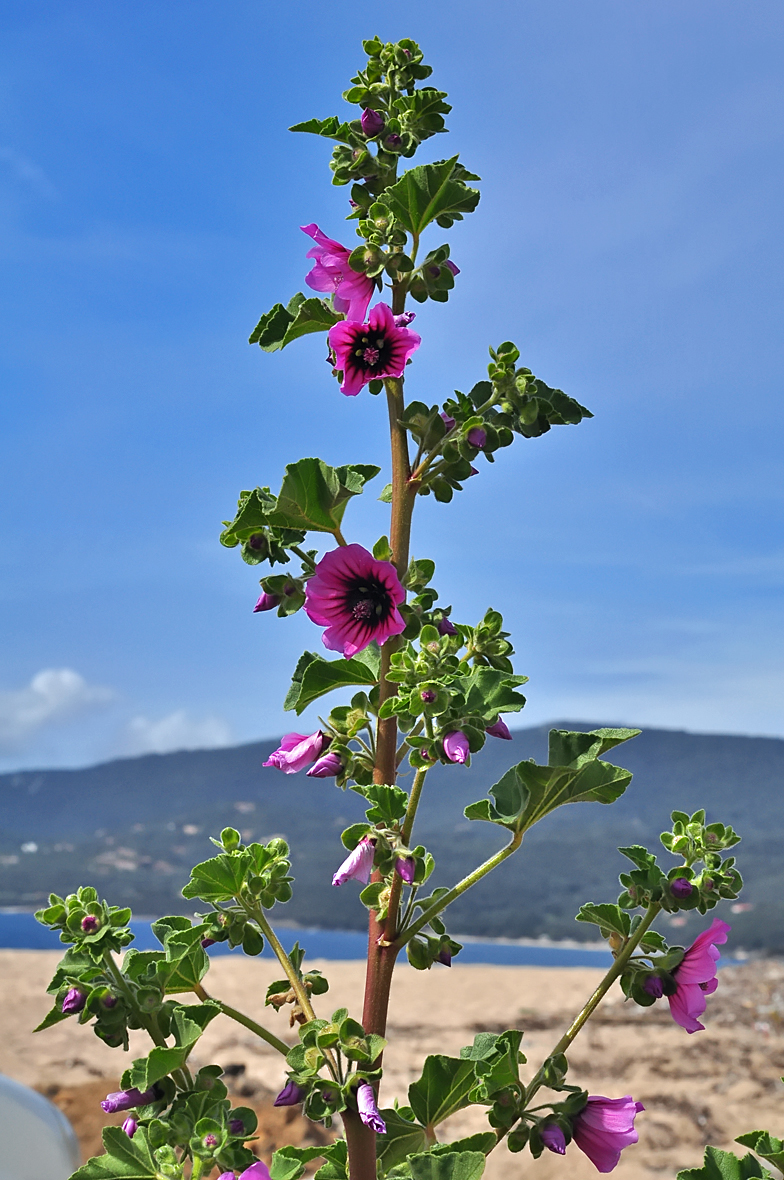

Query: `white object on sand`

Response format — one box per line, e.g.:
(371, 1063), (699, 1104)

(0, 1074), (80, 1180)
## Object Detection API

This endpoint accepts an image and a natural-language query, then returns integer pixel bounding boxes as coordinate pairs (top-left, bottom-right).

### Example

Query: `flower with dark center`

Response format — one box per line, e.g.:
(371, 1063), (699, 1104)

(301, 224), (374, 322)
(274, 1081), (305, 1107)
(304, 543), (406, 657)
(572, 1095), (644, 1172)
(486, 718), (512, 740)
(122, 1117), (138, 1138)
(333, 836), (376, 887)
(667, 918), (730, 1033)
(264, 730), (328, 774)
(356, 1082), (386, 1134)
(443, 731), (470, 764)
(670, 877), (693, 899)
(306, 751), (344, 779)
(62, 988), (86, 1015)
(328, 303), (421, 397)
(360, 108), (385, 137)
(541, 1123), (567, 1155)
(81, 914), (100, 933)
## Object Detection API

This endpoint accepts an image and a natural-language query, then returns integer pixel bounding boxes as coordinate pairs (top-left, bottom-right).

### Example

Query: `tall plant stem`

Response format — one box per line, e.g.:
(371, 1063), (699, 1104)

(524, 902), (661, 1105)
(380, 767), (428, 945)
(252, 908), (316, 1022)
(193, 982), (290, 1056)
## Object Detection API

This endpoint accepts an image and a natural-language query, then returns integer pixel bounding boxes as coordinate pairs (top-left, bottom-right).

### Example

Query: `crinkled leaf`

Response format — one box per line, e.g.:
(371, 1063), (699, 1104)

(289, 116), (355, 143)
(266, 458), (380, 534)
(161, 927), (210, 992)
(376, 1109), (429, 1173)
(575, 903), (632, 938)
(171, 1001), (221, 1046)
(409, 1055), (479, 1128)
(460, 668), (528, 717)
(735, 1132), (784, 1173)
(381, 157), (480, 235)
(409, 1150), (486, 1180)
(314, 1140), (349, 1180)
(431, 1136), (497, 1157)
(285, 644), (381, 713)
(181, 851), (250, 903)
(250, 293), (343, 352)
(122, 1044), (190, 1091)
(271, 1146), (328, 1180)
(677, 1146), (772, 1180)
(71, 1127), (158, 1179)
(548, 727), (640, 769)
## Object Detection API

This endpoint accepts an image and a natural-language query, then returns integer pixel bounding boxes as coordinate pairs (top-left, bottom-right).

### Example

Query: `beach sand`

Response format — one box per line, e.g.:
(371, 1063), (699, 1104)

(1, 951), (782, 1178)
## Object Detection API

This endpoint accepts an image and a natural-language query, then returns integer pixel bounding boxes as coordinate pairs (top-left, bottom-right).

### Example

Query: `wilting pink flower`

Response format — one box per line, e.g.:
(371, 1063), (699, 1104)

(541, 1123), (567, 1155)
(122, 1117), (138, 1138)
(307, 751), (344, 779)
(357, 1082), (386, 1134)
(328, 302), (421, 397)
(668, 918), (730, 1033)
(394, 310), (416, 327)
(467, 426), (487, 448)
(62, 988), (85, 1014)
(443, 731), (470, 764)
(333, 836), (376, 887)
(264, 730), (327, 774)
(572, 1095), (644, 1173)
(304, 544), (406, 657)
(274, 1080), (305, 1107)
(360, 108), (385, 137)
(301, 223), (374, 323)
(395, 856), (416, 883)
(101, 1086), (158, 1114)
(437, 616), (457, 636)
(670, 877), (693, 899)
(486, 718), (512, 740)
(253, 591), (280, 613)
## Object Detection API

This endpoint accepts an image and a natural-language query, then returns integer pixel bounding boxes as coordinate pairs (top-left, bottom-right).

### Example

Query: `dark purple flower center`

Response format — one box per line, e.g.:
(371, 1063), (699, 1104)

(352, 331), (391, 376)
(346, 577), (393, 625)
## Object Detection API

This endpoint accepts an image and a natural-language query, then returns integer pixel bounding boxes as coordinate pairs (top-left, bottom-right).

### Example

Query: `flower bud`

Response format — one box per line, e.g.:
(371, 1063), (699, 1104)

(274, 1080), (305, 1107)
(436, 945), (452, 967)
(101, 1086), (159, 1114)
(203, 1133), (219, 1148)
(443, 731), (469, 764)
(360, 108), (385, 137)
(306, 751), (344, 779)
(440, 411), (456, 432)
(395, 856), (416, 884)
(437, 616), (457, 636)
(384, 133), (402, 148)
(486, 718), (512, 740)
(444, 260), (460, 276)
(62, 988), (86, 1014)
(420, 689), (436, 703)
(247, 533), (269, 557)
(229, 1118), (245, 1134)
(102, 993), (117, 1009)
(253, 592), (280, 613)
(540, 1123), (567, 1155)
(643, 974), (664, 999)
(670, 877), (693, 899)
(81, 914), (100, 933)
(201, 937), (216, 949)
(333, 836), (376, 887)
(467, 427), (487, 448)
(122, 1117), (138, 1138)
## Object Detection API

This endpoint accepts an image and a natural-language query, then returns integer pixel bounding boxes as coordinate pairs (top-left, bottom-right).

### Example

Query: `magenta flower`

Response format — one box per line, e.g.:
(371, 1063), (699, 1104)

(486, 717), (512, 740)
(220, 1165), (272, 1180)
(394, 310), (416, 328)
(274, 1080), (305, 1107)
(541, 1123), (567, 1155)
(436, 945), (452, 967)
(263, 730), (327, 774)
(328, 302), (421, 397)
(356, 1082), (386, 1134)
(229, 1118), (245, 1134)
(572, 1095), (644, 1173)
(253, 591), (280, 613)
(333, 836), (376, 887)
(668, 918), (730, 1033)
(307, 751), (344, 779)
(122, 1117), (138, 1138)
(62, 987), (85, 1014)
(301, 223), (374, 323)
(304, 544), (406, 658)
(395, 855), (416, 883)
(201, 937), (216, 949)
(443, 731), (470, 764)
(101, 1086), (158, 1114)
(360, 108), (385, 137)
(643, 974), (665, 999)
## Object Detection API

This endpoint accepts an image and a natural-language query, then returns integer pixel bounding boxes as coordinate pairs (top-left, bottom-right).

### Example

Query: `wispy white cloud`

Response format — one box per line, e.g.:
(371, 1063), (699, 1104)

(122, 709), (233, 756)
(0, 668), (114, 751)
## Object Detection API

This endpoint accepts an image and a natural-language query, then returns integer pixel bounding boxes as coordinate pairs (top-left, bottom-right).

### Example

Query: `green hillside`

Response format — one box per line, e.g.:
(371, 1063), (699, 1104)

(1, 723), (782, 951)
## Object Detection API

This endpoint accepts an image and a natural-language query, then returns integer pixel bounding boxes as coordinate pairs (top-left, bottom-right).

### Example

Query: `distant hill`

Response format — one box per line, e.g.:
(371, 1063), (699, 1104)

(1, 723), (782, 952)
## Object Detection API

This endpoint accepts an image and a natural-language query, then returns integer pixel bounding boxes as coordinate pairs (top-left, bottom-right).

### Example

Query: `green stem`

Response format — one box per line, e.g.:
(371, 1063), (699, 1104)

(378, 768), (429, 946)
(524, 902), (662, 1104)
(401, 767), (427, 845)
(194, 982), (289, 1056)
(191, 1157), (206, 1180)
(334, 527), (348, 547)
(411, 390), (500, 482)
(251, 909), (316, 1022)
(396, 831), (524, 947)
(290, 545), (316, 569)
(102, 952), (192, 1090)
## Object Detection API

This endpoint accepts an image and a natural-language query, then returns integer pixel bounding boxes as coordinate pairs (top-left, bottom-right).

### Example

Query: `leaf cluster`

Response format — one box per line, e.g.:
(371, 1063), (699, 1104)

(182, 830), (293, 914)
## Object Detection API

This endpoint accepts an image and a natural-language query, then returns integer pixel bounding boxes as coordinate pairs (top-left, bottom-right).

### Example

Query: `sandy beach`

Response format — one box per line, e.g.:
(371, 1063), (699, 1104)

(1, 951), (782, 1178)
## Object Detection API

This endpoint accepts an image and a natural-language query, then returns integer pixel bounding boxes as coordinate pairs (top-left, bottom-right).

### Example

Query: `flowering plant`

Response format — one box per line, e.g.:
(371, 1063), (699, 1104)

(34, 38), (746, 1180)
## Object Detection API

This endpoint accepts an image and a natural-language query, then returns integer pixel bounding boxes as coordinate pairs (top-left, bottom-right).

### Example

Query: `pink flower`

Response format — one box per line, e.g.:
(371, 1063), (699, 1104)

(356, 1082), (386, 1134)
(360, 108), (385, 137)
(307, 751), (344, 779)
(394, 855), (416, 883)
(572, 1095), (644, 1173)
(333, 836), (376, 886)
(218, 1165), (272, 1180)
(328, 303), (421, 397)
(122, 1117), (138, 1138)
(263, 730), (327, 774)
(304, 543), (406, 657)
(486, 718), (512, 740)
(541, 1123), (567, 1155)
(301, 223), (375, 323)
(253, 591), (280, 613)
(668, 918), (730, 1033)
(443, 731), (470, 764)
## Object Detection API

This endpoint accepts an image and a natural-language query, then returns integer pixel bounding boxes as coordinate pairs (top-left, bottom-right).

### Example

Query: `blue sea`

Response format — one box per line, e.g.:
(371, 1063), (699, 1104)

(0, 910), (614, 968)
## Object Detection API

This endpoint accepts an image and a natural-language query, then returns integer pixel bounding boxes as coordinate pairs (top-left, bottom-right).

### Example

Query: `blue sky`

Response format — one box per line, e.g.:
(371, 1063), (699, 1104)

(1, 0), (782, 771)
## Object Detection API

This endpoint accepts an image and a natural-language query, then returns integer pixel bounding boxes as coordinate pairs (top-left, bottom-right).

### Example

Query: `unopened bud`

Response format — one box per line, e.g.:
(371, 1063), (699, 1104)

(670, 878), (693, 899)
(62, 988), (86, 1014)
(360, 108), (385, 137)
(81, 914), (100, 933)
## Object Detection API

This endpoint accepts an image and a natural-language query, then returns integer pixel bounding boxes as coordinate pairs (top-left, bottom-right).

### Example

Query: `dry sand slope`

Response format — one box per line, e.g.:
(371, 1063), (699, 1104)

(1, 951), (783, 1178)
